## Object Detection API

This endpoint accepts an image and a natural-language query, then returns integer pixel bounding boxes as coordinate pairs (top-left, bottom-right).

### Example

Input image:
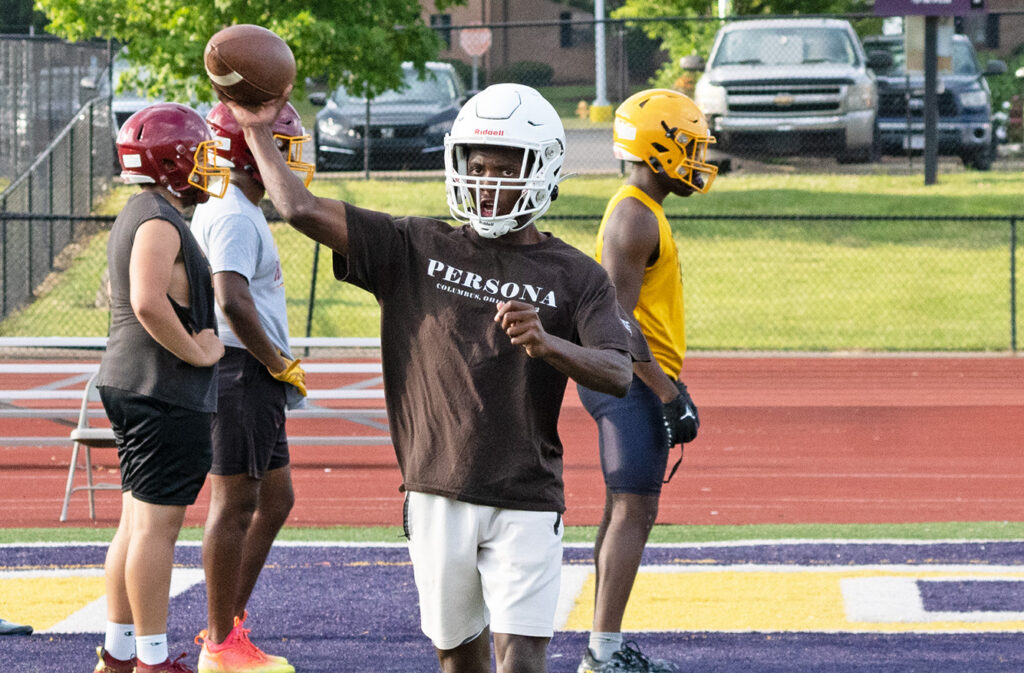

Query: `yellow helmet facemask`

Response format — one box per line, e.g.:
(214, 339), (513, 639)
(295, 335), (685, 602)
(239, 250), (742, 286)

(188, 139), (232, 198)
(275, 133), (315, 188)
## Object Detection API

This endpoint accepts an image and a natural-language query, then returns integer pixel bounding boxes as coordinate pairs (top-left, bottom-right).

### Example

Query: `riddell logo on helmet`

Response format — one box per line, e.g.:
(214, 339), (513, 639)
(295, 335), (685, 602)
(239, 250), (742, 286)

(474, 128), (504, 136)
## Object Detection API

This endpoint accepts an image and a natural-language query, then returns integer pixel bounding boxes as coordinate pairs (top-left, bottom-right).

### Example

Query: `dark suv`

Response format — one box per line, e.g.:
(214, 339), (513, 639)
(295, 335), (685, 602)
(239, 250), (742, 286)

(309, 62), (466, 171)
(864, 34), (1006, 170)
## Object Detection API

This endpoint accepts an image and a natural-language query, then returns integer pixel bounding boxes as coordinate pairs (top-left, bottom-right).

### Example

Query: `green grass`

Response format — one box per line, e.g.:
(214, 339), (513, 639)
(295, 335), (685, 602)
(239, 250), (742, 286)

(537, 84), (597, 118)
(2, 171), (1022, 349)
(1, 521), (1022, 544)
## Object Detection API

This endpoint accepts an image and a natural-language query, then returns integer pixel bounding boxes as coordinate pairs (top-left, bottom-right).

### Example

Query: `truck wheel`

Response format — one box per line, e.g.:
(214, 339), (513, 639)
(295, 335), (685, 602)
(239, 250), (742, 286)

(837, 127), (880, 164)
(962, 143), (995, 171)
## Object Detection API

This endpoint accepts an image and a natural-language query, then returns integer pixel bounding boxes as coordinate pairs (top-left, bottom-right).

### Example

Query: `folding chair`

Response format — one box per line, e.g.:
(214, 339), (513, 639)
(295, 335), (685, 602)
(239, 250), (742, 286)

(59, 372), (119, 522)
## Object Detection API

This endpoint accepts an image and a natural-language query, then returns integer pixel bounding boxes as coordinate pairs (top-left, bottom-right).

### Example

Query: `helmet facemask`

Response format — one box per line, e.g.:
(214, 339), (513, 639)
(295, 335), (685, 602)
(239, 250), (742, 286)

(188, 139), (231, 199)
(662, 121), (717, 194)
(274, 132), (315, 188)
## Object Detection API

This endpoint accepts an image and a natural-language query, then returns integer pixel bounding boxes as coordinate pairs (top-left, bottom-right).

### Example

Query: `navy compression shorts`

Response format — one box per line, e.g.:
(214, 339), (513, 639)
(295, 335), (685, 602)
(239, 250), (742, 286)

(577, 375), (670, 497)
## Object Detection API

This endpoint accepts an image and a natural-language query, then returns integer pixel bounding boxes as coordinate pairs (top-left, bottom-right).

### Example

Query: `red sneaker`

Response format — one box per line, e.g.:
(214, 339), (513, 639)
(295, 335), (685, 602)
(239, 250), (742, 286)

(195, 612), (293, 673)
(93, 646), (135, 673)
(135, 653), (194, 673)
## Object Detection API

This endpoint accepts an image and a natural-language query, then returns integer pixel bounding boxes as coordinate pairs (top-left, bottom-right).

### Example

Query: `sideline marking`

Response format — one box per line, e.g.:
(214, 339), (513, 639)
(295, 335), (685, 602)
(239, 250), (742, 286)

(0, 568), (204, 633)
(842, 576), (1024, 623)
(557, 565), (1024, 633)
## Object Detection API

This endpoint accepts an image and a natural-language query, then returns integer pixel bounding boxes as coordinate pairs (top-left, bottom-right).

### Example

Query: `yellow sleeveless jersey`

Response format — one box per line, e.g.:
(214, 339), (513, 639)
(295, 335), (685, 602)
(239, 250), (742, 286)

(596, 184), (686, 378)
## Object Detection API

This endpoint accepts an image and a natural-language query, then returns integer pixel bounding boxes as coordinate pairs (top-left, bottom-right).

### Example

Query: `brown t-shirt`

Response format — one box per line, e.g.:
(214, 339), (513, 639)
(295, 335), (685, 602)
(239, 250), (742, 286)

(335, 203), (645, 512)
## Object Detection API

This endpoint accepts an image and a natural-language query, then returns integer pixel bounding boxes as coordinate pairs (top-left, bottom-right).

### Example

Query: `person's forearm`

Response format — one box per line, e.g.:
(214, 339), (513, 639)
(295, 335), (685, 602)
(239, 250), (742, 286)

(242, 124), (316, 222)
(221, 300), (285, 371)
(134, 298), (209, 365)
(541, 337), (632, 396)
(633, 358), (679, 403)
(241, 124), (350, 253)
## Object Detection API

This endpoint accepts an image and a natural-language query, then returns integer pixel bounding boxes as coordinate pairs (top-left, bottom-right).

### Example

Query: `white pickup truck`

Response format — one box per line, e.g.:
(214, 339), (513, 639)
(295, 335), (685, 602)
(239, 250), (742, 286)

(695, 18), (889, 163)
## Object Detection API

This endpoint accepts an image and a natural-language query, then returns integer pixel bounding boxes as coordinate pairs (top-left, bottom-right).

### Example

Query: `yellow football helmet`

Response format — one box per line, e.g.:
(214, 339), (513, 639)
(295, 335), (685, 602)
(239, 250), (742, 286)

(613, 88), (717, 194)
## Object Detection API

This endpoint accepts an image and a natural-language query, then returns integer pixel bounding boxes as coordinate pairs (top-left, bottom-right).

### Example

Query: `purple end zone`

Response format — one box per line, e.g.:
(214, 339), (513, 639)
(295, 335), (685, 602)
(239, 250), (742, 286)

(3, 543), (1024, 672)
(919, 580), (1024, 613)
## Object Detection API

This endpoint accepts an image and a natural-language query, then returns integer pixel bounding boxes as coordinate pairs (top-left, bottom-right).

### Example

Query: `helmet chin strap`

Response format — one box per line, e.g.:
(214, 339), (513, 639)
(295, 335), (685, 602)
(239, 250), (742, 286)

(470, 215), (517, 239)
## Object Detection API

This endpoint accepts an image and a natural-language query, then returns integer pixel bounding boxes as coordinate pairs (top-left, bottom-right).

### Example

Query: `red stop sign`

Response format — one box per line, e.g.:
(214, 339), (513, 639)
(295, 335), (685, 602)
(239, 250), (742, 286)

(459, 27), (492, 57)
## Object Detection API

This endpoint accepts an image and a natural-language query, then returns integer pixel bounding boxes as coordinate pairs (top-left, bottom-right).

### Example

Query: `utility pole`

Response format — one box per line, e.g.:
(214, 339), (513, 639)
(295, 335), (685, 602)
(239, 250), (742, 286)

(591, 0), (612, 121)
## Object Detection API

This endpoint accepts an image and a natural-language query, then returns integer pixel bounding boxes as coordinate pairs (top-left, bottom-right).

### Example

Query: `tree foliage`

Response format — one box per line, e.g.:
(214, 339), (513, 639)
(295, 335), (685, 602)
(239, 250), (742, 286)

(34, 0), (465, 101)
(612, 0), (872, 89)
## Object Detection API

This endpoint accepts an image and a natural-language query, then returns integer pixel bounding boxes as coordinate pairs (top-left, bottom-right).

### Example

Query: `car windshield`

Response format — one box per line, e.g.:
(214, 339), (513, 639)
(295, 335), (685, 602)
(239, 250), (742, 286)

(713, 28), (858, 66)
(331, 68), (458, 105)
(865, 39), (979, 76)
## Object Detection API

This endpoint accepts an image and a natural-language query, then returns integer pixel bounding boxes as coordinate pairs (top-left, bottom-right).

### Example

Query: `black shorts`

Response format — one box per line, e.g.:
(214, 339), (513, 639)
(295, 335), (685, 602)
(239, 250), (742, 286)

(98, 386), (213, 507)
(210, 347), (289, 479)
(577, 375), (670, 497)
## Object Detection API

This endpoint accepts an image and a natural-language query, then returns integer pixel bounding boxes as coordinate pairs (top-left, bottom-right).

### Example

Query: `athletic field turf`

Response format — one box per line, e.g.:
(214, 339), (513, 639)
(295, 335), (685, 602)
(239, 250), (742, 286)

(3, 539), (1024, 671)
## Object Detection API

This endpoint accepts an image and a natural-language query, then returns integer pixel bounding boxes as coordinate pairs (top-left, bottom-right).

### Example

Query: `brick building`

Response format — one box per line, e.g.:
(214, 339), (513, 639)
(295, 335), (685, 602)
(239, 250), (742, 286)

(418, 2), (1024, 87)
(419, 0), (606, 85)
(958, 0), (1024, 59)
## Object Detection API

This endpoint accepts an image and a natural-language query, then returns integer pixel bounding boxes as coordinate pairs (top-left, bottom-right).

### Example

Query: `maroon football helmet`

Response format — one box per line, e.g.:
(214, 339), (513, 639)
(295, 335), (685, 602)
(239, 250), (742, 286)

(116, 103), (230, 203)
(205, 102), (314, 187)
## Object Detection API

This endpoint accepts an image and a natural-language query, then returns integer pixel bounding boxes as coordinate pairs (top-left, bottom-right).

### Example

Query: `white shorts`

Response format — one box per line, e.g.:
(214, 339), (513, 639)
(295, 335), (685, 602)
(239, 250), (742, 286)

(404, 491), (564, 650)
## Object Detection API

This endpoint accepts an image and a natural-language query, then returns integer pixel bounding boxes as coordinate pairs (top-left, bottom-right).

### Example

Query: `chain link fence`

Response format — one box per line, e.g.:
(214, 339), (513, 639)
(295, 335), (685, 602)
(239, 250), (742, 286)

(1, 19), (1023, 350)
(0, 37), (112, 180)
(0, 212), (1019, 352)
(0, 101), (116, 321)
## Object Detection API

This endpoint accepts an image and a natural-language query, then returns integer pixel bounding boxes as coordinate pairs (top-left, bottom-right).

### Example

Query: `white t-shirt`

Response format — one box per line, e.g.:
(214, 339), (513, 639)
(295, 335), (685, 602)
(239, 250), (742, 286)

(190, 183), (293, 359)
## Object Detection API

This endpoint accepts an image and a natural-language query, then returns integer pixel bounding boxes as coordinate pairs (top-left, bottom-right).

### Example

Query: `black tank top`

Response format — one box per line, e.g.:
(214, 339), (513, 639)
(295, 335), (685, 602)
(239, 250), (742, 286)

(97, 190), (218, 412)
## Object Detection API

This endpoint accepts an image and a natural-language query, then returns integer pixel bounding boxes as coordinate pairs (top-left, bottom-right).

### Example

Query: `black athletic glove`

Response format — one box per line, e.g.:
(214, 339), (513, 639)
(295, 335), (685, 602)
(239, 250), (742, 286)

(662, 380), (699, 447)
(661, 381), (699, 483)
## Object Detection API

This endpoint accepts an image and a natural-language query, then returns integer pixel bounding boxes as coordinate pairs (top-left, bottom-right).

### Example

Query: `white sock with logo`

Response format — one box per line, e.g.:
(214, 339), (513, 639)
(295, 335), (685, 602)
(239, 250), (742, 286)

(104, 622), (135, 661)
(589, 632), (623, 662)
(135, 633), (169, 666)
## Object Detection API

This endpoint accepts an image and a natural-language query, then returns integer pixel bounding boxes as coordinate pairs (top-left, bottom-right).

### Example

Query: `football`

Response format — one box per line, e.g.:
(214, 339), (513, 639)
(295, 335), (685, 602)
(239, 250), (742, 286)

(204, 24), (295, 105)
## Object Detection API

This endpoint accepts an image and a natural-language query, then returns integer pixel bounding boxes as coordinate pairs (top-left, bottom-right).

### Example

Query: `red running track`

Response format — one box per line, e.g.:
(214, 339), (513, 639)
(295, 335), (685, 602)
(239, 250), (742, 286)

(2, 355), (1023, 528)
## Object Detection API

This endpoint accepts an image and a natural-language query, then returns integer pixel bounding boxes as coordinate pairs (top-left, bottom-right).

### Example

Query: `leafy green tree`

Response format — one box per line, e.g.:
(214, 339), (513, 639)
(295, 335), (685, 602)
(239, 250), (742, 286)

(612, 0), (871, 89)
(34, 0), (465, 101)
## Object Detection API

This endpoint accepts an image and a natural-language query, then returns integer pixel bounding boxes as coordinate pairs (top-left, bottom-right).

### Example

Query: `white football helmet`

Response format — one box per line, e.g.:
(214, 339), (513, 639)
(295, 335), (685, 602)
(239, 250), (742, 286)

(444, 83), (566, 238)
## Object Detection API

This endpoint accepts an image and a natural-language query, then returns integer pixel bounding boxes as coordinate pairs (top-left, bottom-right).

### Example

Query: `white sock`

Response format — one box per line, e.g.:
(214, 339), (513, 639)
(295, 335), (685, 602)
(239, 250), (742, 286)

(135, 634), (168, 666)
(589, 632), (623, 662)
(104, 622), (135, 661)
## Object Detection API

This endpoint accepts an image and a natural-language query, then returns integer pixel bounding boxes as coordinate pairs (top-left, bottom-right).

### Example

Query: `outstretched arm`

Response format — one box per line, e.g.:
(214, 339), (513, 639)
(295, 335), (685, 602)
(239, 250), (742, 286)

(220, 91), (350, 256)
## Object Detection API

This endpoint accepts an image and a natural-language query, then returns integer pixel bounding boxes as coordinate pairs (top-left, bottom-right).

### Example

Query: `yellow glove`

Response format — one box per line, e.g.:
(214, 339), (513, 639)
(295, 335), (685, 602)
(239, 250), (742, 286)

(269, 353), (307, 397)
